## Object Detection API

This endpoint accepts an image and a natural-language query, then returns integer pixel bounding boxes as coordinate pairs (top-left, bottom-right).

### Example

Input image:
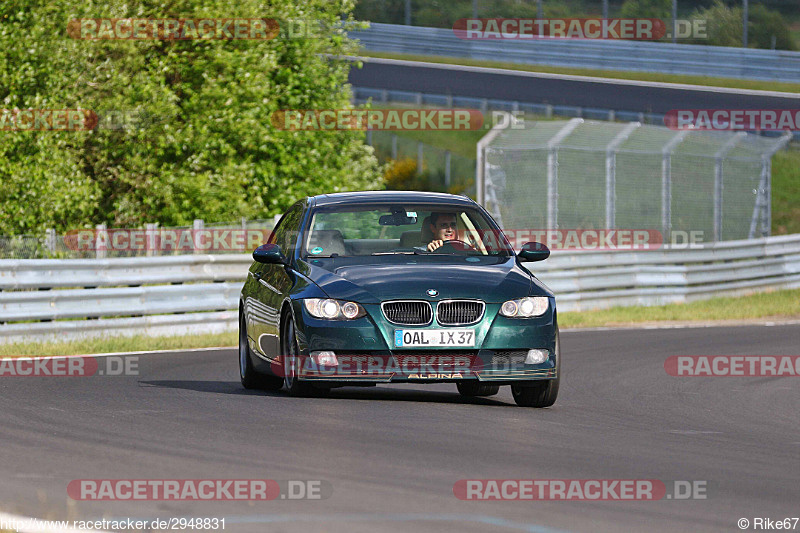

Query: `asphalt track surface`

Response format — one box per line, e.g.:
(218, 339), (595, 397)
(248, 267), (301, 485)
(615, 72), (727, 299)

(1, 325), (798, 532)
(347, 57), (800, 115)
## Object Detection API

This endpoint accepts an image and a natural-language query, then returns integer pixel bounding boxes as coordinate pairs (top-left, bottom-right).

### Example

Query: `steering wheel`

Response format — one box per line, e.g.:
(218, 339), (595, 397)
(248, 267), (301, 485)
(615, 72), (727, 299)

(434, 239), (476, 253)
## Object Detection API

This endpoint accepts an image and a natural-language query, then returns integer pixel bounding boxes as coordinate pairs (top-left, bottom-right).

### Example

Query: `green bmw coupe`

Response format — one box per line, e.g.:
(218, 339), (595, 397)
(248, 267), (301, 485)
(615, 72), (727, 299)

(239, 191), (559, 407)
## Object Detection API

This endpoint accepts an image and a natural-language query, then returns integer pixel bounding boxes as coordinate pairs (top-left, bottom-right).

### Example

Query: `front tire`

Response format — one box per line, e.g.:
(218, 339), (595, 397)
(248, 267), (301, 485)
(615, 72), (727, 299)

(281, 314), (327, 397)
(510, 331), (560, 408)
(240, 313), (283, 390)
(511, 377), (559, 407)
(456, 381), (500, 397)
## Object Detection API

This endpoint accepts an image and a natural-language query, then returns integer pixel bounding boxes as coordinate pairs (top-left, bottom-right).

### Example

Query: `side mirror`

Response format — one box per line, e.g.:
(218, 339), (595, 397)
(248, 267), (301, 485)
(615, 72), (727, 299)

(518, 242), (550, 262)
(253, 243), (286, 264)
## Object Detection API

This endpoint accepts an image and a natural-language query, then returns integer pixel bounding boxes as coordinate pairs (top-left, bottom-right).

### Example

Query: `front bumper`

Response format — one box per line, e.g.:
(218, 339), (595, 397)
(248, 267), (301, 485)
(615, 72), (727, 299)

(291, 300), (558, 383)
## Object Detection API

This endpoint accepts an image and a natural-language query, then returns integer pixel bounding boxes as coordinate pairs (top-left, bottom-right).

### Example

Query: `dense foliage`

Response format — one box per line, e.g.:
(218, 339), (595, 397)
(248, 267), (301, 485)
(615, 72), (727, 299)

(354, 0), (797, 50)
(0, 0), (383, 235)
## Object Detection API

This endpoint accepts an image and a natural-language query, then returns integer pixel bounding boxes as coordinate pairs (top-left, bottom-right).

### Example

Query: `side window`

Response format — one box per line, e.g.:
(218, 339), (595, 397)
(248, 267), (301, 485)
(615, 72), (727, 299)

(268, 205), (303, 257)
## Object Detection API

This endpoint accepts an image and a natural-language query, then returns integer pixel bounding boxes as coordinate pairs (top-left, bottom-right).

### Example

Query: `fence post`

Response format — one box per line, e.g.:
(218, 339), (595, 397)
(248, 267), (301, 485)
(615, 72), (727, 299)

(545, 104), (553, 119)
(713, 132), (745, 241)
(145, 223), (158, 257)
(391, 134), (398, 160)
(475, 112), (511, 206)
(661, 130), (690, 241)
(365, 130), (372, 146)
(546, 119), (583, 230)
(45, 228), (56, 256)
(605, 122), (641, 229)
(193, 219), (204, 254)
(95, 223), (107, 259)
(748, 132), (790, 239)
(760, 158), (771, 237)
(445, 150), (451, 189)
(417, 142), (423, 176)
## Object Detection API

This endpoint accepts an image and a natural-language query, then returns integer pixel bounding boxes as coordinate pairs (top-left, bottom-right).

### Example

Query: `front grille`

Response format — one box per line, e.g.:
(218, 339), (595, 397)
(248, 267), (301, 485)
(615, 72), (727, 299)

(491, 350), (528, 366)
(381, 301), (432, 325)
(436, 300), (485, 325)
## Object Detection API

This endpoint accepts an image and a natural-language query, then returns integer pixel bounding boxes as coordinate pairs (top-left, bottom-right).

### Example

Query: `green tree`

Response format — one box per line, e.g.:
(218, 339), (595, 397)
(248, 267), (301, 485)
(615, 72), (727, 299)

(618, 0), (671, 20)
(688, 0), (796, 49)
(0, 0), (383, 235)
(749, 4), (796, 50)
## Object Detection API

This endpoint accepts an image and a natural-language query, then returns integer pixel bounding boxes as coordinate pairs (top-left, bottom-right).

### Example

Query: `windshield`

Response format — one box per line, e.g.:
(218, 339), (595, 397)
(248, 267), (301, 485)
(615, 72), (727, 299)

(302, 204), (512, 258)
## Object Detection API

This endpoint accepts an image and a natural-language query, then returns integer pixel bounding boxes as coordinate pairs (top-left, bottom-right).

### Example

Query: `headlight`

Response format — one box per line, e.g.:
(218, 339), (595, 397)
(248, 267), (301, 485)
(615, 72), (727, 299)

(499, 297), (548, 317)
(303, 299), (366, 320)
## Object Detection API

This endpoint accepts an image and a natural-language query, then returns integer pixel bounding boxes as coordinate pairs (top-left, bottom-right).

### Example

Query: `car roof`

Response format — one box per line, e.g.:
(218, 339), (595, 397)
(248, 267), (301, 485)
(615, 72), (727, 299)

(308, 190), (477, 208)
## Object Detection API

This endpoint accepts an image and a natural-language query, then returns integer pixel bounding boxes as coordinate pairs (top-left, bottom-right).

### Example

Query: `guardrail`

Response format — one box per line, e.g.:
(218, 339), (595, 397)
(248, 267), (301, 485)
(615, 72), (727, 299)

(1, 234), (798, 343)
(350, 23), (800, 83)
(0, 255), (251, 344)
(535, 234), (800, 310)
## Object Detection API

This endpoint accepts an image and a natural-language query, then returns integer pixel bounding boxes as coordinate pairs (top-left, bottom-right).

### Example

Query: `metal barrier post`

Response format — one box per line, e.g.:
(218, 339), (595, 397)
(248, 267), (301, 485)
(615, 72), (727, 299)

(546, 118), (583, 230)
(45, 229), (56, 256)
(145, 223), (158, 257)
(445, 150), (451, 188)
(713, 132), (746, 241)
(95, 224), (107, 259)
(193, 219), (204, 254)
(417, 142), (423, 176)
(605, 122), (641, 229)
(661, 130), (690, 240)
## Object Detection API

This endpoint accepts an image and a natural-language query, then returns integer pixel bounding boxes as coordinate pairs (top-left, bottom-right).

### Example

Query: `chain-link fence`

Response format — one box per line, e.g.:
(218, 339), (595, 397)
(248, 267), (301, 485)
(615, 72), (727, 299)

(0, 218), (277, 259)
(480, 119), (792, 243)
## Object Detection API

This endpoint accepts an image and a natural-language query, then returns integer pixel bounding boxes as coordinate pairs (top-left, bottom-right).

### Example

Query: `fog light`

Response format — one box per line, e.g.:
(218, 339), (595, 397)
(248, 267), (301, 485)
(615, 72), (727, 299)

(525, 349), (549, 365)
(311, 351), (338, 366)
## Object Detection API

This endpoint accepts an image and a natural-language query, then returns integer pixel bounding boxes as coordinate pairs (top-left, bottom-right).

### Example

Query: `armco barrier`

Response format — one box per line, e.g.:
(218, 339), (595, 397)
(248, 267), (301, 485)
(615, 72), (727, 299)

(350, 23), (800, 83)
(1, 234), (799, 343)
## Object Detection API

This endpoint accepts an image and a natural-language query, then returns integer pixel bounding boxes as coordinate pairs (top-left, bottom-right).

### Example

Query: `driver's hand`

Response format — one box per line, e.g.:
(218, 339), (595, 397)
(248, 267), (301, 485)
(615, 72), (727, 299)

(427, 240), (444, 252)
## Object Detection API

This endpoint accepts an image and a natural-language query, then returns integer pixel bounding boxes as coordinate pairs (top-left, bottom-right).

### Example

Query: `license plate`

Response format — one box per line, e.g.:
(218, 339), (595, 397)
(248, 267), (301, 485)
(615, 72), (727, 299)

(394, 329), (475, 347)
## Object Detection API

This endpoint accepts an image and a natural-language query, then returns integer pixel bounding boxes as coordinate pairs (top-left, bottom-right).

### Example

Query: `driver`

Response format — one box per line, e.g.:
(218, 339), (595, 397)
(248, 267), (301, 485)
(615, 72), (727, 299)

(427, 212), (459, 252)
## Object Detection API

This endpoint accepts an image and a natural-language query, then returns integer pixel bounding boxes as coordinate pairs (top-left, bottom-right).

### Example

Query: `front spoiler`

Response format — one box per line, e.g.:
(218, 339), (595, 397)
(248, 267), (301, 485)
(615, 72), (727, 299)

(297, 367), (557, 383)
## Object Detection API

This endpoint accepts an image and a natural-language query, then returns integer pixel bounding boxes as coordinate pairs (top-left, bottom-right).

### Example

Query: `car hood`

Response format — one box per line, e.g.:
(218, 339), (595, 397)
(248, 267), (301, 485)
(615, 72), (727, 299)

(301, 257), (549, 304)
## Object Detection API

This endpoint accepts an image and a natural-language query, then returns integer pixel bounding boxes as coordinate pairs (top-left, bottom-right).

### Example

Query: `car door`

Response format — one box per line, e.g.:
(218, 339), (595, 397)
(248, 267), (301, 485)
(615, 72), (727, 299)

(249, 203), (304, 360)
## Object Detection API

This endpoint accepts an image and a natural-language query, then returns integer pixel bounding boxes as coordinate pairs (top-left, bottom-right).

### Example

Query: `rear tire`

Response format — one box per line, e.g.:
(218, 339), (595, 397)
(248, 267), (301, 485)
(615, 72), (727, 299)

(240, 313), (283, 391)
(456, 381), (500, 397)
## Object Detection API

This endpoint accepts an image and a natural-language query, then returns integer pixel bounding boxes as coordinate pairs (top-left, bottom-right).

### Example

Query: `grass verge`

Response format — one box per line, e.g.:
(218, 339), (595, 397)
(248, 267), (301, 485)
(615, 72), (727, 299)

(361, 51), (800, 93)
(772, 145), (800, 235)
(558, 288), (800, 329)
(0, 331), (237, 357)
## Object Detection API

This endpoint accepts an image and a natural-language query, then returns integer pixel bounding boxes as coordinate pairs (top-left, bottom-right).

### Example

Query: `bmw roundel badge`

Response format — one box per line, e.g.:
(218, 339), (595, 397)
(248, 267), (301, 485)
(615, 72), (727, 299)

(426, 289), (438, 297)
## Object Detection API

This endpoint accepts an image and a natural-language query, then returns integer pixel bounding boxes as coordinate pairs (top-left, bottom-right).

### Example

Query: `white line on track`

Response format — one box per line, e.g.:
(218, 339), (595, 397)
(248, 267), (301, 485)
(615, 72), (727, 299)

(0, 346), (234, 360)
(563, 318), (800, 332)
